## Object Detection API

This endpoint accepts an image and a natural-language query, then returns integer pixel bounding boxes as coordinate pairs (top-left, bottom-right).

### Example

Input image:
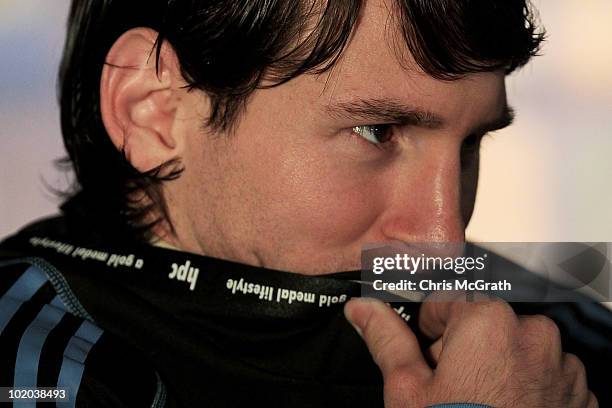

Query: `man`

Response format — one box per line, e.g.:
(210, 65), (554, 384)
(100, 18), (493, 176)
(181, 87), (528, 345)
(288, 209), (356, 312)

(1, 0), (610, 406)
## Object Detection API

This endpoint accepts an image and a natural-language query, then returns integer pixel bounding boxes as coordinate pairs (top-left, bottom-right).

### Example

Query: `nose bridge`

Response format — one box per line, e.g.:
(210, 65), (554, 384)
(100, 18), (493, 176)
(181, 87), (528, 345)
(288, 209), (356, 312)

(430, 156), (463, 239)
(381, 147), (465, 244)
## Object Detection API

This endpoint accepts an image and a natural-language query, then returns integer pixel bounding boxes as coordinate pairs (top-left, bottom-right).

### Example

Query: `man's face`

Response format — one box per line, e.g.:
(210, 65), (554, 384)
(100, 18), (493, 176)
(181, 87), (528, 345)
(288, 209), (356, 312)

(168, 0), (510, 274)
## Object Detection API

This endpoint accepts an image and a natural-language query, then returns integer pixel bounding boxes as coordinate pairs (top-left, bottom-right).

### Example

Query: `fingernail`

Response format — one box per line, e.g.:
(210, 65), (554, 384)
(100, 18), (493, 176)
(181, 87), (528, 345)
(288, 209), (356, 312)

(344, 298), (378, 338)
(345, 313), (364, 338)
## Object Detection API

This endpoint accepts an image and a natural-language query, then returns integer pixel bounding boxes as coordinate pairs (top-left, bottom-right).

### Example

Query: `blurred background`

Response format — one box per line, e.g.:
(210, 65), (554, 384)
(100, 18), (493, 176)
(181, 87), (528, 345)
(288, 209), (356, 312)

(1, 0), (611, 242)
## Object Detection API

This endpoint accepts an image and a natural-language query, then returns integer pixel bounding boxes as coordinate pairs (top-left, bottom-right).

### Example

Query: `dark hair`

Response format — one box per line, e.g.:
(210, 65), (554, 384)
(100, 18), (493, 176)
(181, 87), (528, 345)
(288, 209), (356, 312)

(58, 0), (544, 241)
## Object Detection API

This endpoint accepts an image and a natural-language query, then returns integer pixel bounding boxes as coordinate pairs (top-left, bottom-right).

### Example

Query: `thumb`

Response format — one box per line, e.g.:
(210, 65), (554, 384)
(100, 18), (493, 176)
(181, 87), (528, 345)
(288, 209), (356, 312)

(344, 297), (433, 379)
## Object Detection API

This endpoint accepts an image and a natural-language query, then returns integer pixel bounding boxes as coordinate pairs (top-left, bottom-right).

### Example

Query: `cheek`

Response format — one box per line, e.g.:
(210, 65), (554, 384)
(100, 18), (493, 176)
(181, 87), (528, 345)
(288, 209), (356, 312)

(241, 139), (385, 247)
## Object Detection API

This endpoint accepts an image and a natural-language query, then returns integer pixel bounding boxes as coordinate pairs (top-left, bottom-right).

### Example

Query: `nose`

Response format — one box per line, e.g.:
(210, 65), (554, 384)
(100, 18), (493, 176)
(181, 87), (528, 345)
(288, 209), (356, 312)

(378, 146), (466, 245)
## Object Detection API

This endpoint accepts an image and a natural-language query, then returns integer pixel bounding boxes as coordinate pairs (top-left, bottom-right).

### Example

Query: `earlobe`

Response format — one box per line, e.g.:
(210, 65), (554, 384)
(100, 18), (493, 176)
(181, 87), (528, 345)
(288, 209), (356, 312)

(100, 28), (184, 172)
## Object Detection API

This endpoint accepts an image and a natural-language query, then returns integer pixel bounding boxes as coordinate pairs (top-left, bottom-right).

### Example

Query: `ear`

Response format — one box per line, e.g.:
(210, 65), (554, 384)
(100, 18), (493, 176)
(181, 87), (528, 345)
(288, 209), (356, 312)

(100, 28), (185, 172)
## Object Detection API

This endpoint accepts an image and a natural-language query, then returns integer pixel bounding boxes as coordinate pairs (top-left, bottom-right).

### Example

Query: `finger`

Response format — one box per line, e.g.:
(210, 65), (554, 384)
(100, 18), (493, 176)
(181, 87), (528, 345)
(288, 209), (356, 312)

(344, 297), (432, 379)
(586, 391), (599, 408)
(561, 352), (591, 407)
(417, 290), (469, 339)
(426, 338), (443, 366)
(519, 314), (563, 363)
(418, 291), (513, 340)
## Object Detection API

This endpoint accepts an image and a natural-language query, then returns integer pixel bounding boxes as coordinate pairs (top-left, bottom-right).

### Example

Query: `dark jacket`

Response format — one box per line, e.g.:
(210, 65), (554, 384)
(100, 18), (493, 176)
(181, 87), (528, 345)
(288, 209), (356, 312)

(1, 198), (611, 407)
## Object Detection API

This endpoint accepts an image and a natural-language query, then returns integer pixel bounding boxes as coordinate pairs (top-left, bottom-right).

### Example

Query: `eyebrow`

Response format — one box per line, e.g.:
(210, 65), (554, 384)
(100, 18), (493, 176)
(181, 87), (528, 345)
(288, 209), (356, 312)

(325, 98), (515, 134)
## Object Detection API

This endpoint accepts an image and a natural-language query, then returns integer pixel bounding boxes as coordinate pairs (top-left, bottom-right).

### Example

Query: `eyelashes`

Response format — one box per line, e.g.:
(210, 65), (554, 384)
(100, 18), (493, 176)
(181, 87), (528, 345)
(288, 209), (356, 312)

(350, 124), (490, 154)
(351, 124), (488, 150)
(351, 124), (394, 145)
(350, 124), (399, 153)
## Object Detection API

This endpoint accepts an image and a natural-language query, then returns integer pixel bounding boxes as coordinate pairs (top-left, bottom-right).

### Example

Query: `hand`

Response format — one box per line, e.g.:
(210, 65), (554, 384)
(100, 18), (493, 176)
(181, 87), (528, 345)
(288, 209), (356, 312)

(344, 295), (598, 407)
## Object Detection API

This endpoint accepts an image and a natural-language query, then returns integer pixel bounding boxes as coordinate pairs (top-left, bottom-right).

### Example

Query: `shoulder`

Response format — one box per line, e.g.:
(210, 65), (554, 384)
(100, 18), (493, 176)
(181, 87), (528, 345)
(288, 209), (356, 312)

(0, 257), (170, 407)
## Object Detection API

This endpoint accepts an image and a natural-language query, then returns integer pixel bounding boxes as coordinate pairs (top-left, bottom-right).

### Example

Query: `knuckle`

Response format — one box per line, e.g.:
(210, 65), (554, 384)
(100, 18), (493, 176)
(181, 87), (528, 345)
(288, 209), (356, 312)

(528, 314), (561, 338)
(469, 299), (517, 328)
(453, 301), (519, 352)
(564, 353), (587, 377)
(518, 316), (563, 361)
(481, 299), (514, 317)
(588, 391), (599, 408)
(561, 352), (592, 406)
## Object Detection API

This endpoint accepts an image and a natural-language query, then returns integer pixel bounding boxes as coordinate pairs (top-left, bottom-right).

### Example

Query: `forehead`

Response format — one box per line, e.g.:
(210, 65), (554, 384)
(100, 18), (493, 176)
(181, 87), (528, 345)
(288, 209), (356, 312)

(315, 0), (507, 127)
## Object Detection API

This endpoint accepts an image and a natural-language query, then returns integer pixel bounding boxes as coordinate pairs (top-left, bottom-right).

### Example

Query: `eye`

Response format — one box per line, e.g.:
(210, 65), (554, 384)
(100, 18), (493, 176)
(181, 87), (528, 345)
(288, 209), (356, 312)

(352, 124), (394, 145)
